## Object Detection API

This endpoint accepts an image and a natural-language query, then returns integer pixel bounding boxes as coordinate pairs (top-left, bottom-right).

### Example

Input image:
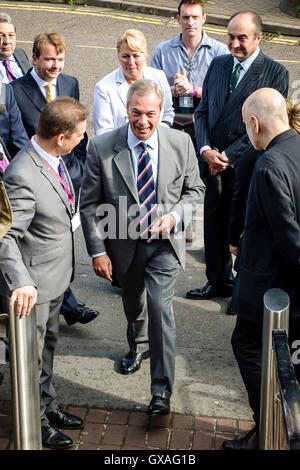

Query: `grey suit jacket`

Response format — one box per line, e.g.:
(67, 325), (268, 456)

(80, 124), (204, 274)
(13, 48), (31, 75)
(0, 144), (74, 304)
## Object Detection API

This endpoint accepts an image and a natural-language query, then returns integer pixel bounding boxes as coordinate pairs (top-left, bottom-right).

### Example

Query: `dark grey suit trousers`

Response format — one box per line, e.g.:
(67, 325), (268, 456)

(35, 294), (64, 425)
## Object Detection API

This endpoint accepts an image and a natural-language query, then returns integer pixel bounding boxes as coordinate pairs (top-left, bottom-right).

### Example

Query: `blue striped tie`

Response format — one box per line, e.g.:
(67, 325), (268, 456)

(137, 142), (157, 238)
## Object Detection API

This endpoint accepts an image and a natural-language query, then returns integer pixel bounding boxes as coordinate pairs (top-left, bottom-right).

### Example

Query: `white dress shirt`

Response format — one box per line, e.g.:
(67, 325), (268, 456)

(0, 55), (23, 84)
(30, 68), (58, 100)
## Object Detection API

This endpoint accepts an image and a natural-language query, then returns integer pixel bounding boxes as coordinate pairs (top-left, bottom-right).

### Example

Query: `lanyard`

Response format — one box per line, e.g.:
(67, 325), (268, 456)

(45, 159), (75, 213)
(30, 138), (75, 213)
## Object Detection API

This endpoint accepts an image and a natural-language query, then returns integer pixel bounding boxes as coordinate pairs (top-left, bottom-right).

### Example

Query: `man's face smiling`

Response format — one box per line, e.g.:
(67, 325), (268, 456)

(127, 91), (161, 141)
(227, 14), (262, 62)
(33, 41), (65, 82)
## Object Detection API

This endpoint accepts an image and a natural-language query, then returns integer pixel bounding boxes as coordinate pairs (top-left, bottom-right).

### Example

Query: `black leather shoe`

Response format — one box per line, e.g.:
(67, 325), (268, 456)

(42, 423), (73, 449)
(148, 396), (170, 415)
(46, 407), (84, 430)
(120, 350), (150, 375)
(64, 306), (99, 325)
(221, 427), (259, 450)
(186, 282), (233, 300)
(226, 301), (236, 316)
(76, 307), (100, 324)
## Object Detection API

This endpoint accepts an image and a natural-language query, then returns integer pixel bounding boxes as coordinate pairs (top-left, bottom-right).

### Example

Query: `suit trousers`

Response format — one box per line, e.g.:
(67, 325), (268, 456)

(231, 315), (300, 428)
(35, 294), (64, 425)
(203, 170), (235, 287)
(116, 239), (180, 399)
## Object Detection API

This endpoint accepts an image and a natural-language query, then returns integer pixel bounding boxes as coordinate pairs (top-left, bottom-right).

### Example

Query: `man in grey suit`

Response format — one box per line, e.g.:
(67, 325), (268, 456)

(0, 97), (87, 449)
(0, 12), (30, 83)
(186, 11), (289, 312)
(80, 79), (204, 414)
(11, 29), (98, 326)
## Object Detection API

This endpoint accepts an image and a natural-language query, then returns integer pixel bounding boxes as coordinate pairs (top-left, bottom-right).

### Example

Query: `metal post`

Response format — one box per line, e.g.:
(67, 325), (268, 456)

(259, 288), (290, 450)
(274, 392), (288, 450)
(9, 305), (42, 450)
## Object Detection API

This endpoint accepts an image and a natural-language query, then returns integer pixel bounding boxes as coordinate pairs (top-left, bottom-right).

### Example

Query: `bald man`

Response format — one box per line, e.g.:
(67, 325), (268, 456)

(222, 88), (300, 450)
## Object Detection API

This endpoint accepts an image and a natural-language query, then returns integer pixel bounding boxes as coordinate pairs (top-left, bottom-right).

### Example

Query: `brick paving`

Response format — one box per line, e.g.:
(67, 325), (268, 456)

(0, 400), (254, 450)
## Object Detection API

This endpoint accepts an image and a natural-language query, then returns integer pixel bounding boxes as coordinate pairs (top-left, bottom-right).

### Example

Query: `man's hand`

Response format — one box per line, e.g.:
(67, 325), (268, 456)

(149, 214), (175, 241)
(202, 149), (230, 175)
(92, 254), (113, 282)
(174, 69), (193, 96)
(10, 286), (37, 318)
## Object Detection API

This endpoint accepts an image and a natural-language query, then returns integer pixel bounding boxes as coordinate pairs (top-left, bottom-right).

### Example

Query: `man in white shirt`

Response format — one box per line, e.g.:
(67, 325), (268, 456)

(0, 12), (30, 83)
(186, 11), (289, 311)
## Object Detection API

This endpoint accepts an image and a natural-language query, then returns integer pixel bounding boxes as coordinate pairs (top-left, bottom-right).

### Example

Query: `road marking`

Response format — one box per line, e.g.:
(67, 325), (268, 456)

(274, 59), (300, 63)
(1, 1), (299, 47)
(76, 45), (116, 50)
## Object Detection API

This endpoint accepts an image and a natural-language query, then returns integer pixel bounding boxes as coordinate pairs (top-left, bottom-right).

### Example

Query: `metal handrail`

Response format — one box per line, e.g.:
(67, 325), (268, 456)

(260, 288), (300, 450)
(260, 288), (290, 450)
(273, 330), (300, 450)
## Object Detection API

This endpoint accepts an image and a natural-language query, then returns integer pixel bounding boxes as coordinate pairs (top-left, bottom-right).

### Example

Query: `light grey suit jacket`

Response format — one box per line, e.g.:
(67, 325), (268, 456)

(80, 124), (204, 275)
(0, 144), (74, 304)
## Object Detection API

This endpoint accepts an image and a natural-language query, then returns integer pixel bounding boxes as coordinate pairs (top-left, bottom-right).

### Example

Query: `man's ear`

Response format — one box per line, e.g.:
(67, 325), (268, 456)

(251, 115), (260, 134)
(56, 133), (65, 148)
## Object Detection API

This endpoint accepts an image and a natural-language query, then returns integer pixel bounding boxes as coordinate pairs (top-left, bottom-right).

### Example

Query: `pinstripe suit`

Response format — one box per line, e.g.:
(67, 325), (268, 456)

(194, 50), (289, 287)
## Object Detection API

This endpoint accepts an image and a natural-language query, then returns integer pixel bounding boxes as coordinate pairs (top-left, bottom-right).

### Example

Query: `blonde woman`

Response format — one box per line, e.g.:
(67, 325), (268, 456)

(93, 29), (174, 135)
(286, 98), (300, 135)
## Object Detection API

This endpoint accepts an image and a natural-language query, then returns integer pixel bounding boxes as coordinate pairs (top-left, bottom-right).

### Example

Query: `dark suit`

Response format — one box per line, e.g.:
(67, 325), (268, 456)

(0, 82), (28, 158)
(11, 69), (87, 316)
(11, 69), (87, 200)
(194, 51), (289, 287)
(231, 129), (300, 427)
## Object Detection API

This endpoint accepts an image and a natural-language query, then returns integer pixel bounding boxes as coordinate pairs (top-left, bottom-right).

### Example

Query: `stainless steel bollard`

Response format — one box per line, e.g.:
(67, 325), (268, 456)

(259, 288), (290, 450)
(9, 305), (42, 450)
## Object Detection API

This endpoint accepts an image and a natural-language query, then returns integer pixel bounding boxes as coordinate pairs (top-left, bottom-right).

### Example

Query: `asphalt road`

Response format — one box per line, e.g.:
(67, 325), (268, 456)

(1, 1), (300, 420)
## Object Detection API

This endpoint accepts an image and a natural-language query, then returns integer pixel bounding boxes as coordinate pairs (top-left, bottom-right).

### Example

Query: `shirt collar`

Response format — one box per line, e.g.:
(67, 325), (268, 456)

(31, 135), (60, 170)
(1, 54), (17, 63)
(171, 31), (212, 51)
(31, 67), (57, 89)
(233, 47), (260, 71)
(127, 125), (158, 152)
